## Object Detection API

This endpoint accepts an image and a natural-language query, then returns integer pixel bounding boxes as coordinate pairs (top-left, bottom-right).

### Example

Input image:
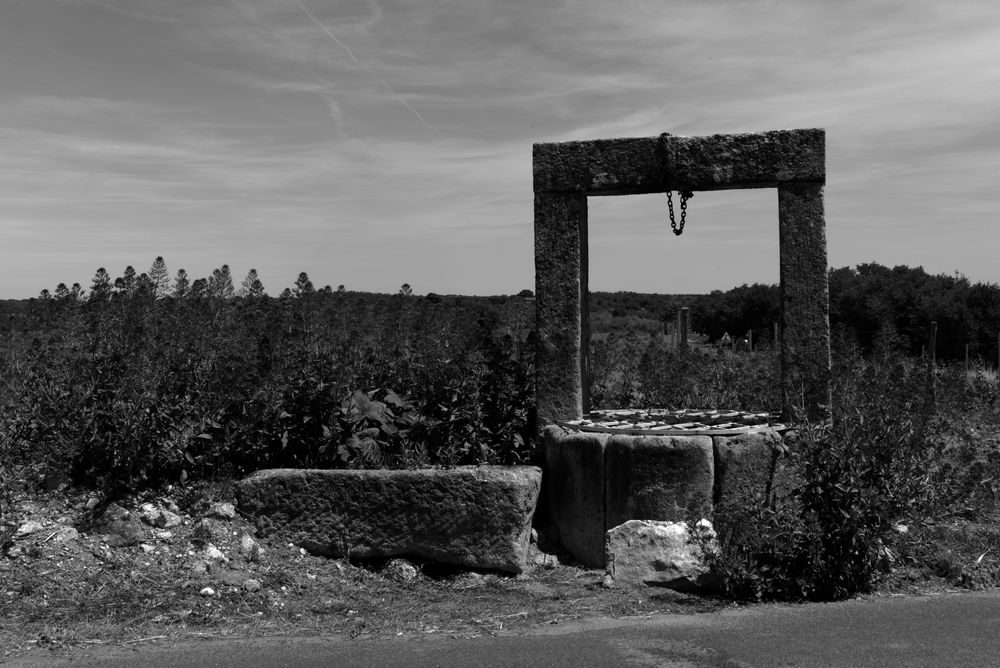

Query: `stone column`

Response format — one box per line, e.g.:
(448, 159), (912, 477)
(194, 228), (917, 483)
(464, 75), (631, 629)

(534, 191), (589, 422)
(778, 181), (831, 421)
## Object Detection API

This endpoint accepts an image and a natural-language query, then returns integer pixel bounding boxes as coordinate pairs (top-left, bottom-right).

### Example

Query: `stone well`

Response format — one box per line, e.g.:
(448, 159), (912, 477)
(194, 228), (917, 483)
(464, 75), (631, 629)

(532, 130), (829, 568)
(541, 410), (787, 568)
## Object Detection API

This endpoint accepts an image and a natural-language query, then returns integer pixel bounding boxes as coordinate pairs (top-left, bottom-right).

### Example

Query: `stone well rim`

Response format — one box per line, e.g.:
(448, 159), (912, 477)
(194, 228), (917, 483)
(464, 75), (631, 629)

(555, 408), (788, 437)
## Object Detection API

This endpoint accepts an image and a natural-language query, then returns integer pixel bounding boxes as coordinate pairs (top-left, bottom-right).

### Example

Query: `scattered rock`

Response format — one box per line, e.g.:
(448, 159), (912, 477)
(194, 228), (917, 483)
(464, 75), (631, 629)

(208, 502), (237, 520)
(152, 529), (173, 541)
(140, 543), (156, 554)
(530, 550), (560, 569)
(14, 520), (46, 540)
(95, 503), (130, 525)
(239, 534), (262, 562)
(202, 544), (227, 562)
(602, 574), (616, 589)
(383, 559), (419, 583)
(83, 497), (100, 511)
(99, 521), (145, 548)
(605, 519), (720, 593)
(159, 498), (181, 514)
(138, 503), (182, 529)
(49, 526), (79, 543)
(190, 560), (209, 575)
(242, 578), (262, 593)
(199, 587), (215, 597)
(191, 518), (227, 544)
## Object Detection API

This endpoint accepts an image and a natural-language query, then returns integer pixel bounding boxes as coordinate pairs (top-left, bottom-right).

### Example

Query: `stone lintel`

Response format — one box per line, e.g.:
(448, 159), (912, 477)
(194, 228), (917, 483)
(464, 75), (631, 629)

(533, 129), (825, 195)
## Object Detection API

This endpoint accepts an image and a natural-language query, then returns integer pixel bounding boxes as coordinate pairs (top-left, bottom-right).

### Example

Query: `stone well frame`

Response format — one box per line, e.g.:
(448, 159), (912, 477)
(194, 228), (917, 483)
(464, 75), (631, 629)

(533, 129), (831, 423)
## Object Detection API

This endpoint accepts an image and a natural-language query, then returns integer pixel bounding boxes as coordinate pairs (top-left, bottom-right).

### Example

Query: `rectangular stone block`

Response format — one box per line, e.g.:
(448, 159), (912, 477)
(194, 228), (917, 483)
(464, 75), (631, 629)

(535, 191), (589, 422)
(236, 466), (541, 573)
(533, 129), (825, 195)
(713, 430), (796, 509)
(541, 426), (609, 568)
(605, 435), (714, 530)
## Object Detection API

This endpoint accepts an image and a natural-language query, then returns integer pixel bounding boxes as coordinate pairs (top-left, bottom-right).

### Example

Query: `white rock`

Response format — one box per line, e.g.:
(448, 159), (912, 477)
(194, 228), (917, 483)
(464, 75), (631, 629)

(208, 502), (237, 520)
(138, 503), (182, 529)
(140, 543), (156, 554)
(50, 527), (79, 543)
(605, 519), (720, 592)
(199, 587), (215, 597)
(202, 544), (227, 562)
(242, 578), (262, 593)
(14, 520), (46, 540)
(190, 560), (209, 574)
(383, 558), (418, 583)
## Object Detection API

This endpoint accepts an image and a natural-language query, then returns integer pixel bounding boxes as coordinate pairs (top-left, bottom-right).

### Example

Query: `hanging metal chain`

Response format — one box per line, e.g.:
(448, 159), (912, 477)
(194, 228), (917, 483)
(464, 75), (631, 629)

(666, 189), (694, 236)
(659, 132), (694, 236)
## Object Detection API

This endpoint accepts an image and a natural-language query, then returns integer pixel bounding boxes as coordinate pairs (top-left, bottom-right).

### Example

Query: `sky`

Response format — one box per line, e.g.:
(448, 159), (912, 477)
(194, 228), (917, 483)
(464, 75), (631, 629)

(1, 0), (999, 298)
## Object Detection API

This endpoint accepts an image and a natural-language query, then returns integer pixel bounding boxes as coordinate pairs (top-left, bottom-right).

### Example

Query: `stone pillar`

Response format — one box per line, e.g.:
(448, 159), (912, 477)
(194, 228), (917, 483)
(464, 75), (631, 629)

(534, 192), (589, 422)
(778, 181), (831, 421)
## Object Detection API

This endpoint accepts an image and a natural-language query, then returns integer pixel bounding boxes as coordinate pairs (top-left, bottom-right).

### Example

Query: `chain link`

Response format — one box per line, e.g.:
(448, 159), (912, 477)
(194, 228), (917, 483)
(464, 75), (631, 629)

(666, 189), (694, 236)
(660, 132), (693, 236)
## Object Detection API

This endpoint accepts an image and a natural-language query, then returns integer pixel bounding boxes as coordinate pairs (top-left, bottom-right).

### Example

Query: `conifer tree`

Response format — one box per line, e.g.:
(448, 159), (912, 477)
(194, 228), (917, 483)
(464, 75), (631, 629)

(148, 256), (171, 299)
(239, 268), (266, 298)
(173, 269), (190, 299)
(89, 268), (112, 302)
(293, 272), (315, 297)
(209, 265), (235, 299)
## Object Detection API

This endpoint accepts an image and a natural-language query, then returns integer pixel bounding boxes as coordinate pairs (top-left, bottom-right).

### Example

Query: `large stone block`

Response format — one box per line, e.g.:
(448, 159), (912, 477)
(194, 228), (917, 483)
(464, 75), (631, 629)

(713, 430), (791, 509)
(605, 519), (720, 592)
(605, 435), (714, 529)
(236, 466), (541, 573)
(541, 426), (608, 568)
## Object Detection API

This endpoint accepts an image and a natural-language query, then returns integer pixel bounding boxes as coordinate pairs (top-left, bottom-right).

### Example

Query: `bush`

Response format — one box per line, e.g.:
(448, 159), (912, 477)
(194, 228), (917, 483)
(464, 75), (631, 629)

(710, 345), (961, 601)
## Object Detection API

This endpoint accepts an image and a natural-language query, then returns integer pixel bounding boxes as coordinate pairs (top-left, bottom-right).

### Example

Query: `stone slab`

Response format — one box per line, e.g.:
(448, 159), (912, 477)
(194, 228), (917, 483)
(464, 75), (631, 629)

(236, 466), (541, 573)
(533, 129), (825, 195)
(540, 426), (608, 568)
(605, 435), (714, 530)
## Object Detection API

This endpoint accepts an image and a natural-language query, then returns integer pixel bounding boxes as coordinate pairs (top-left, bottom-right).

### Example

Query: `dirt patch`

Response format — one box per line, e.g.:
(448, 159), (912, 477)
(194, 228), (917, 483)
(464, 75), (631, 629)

(1, 481), (723, 664)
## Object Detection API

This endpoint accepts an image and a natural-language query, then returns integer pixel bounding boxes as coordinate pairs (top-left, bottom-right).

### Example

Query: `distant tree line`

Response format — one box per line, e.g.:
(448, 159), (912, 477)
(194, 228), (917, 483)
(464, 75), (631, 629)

(689, 263), (1000, 362)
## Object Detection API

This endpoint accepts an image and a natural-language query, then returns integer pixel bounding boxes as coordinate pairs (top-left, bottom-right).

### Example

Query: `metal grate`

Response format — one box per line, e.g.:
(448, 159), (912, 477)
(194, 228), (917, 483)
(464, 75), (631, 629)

(556, 408), (786, 436)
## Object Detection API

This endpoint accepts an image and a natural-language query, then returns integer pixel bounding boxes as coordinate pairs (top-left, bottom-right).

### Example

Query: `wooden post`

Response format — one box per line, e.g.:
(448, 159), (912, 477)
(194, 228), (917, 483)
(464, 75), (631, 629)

(679, 307), (689, 351)
(929, 322), (937, 365)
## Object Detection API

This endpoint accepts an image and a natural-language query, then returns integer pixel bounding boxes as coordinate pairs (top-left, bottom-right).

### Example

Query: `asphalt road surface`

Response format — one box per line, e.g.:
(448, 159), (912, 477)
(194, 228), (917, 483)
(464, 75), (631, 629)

(13, 590), (1000, 667)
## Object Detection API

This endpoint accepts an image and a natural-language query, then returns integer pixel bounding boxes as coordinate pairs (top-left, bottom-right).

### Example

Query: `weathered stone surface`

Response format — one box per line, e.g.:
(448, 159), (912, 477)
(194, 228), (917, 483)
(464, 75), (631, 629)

(541, 426), (608, 568)
(605, 519), (720, 592)
(236, 466), (541, 573)
(534, 191), (589, 422)
(779, 180), (831, 420)
(605, 435), (714, 529)
(713, 430), (792, 508)
(13, 520), (46, 540)
(534, 130), (825, 195)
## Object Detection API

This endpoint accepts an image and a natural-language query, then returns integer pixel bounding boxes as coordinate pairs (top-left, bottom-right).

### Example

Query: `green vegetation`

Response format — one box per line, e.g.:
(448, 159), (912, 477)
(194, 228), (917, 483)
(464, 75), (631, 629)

(0, 261), (536, 499)
(3, 258), (1000, 606)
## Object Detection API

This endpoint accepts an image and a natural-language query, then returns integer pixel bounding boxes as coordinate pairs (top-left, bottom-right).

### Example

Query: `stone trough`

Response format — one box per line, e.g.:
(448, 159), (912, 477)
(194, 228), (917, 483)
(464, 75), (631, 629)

(237, 466), (541, 574)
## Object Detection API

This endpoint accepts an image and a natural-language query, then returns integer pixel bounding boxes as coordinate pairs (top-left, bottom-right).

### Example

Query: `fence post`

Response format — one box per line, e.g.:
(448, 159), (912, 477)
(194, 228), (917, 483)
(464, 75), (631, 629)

(679, 307), (689, 351)
(927, 321), (938, 411)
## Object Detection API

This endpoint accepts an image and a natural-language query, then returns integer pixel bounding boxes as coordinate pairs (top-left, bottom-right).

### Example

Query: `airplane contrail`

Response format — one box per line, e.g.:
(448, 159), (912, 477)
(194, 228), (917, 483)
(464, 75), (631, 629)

(292, 0), (436, 132)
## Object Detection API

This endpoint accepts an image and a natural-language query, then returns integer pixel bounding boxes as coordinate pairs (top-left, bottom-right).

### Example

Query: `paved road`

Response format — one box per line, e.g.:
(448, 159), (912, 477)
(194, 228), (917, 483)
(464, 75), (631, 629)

(12, 591), (1000, 667)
